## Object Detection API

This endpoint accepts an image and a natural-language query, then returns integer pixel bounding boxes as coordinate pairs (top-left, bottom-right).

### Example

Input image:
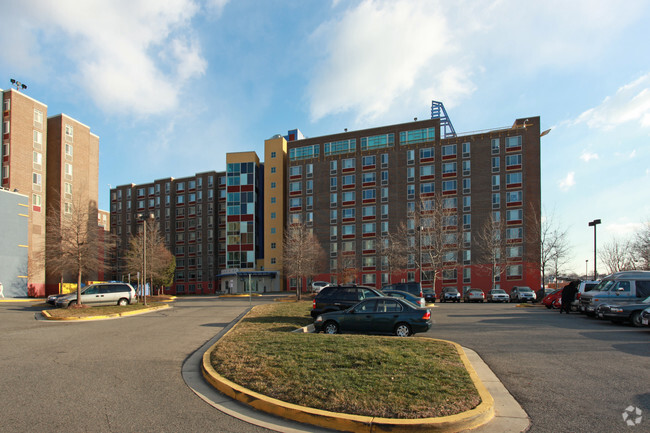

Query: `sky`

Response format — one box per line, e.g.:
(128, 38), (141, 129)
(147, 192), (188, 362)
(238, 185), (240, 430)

(2, 0), (650, 277)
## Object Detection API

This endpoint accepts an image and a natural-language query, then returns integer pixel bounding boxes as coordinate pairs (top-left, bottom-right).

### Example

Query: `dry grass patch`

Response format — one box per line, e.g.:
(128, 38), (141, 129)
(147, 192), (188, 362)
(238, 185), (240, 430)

(210, 301), (480, 419)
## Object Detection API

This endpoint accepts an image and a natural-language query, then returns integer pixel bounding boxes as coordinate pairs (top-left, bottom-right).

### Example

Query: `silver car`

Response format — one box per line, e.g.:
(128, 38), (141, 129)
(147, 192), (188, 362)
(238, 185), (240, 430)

(509, 286), (536, 303)
(487, 288), (509, 303)
(55, 283), (137, 308)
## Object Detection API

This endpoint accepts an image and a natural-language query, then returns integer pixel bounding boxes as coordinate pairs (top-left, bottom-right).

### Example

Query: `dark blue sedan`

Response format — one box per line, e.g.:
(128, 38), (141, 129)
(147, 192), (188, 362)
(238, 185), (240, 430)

(313, 297), (432, 337)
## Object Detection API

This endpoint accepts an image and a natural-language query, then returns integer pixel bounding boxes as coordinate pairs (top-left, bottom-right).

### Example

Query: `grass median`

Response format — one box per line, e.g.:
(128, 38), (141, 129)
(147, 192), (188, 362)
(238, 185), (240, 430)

(209, 301), (480, 419)
(43, 301), (166, 318)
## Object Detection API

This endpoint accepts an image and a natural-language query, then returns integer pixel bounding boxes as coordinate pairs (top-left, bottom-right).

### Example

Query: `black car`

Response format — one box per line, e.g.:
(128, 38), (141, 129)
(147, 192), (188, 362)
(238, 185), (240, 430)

(381, 282), (424, 299)
(598, 296), (650, 327)
(422, 287), (436, 303)
(310, 284), (384, 318)
(441, 287), (461, 303)
(313, 297), (432, 337)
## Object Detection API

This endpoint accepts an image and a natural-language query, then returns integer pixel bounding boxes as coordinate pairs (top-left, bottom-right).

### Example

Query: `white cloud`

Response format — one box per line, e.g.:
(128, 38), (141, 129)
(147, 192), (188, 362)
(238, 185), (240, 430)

(5, 0), (215, 117)
(558, 172), (575, 191)
(574, 73), (650, 130)
(580, 151), (599, 162)
(307, 0), (646, 123)
(604, 221), (644, 237)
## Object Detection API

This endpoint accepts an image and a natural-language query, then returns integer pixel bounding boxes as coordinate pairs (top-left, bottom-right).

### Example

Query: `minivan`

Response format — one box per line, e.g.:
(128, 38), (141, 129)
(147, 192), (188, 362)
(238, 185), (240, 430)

(55, 283), (138, 308)
(579, 271), (650, 315)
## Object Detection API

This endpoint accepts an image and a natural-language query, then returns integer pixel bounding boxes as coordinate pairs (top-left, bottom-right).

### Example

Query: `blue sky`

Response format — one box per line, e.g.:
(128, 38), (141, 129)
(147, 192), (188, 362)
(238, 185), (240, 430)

(2, 0), (650, 276)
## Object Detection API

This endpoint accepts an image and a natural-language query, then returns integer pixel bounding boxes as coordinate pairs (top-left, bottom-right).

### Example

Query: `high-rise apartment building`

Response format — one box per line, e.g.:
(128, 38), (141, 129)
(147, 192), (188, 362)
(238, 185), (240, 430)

(110, 112), (541, 296)
(281, 116), (541, 294)
(1, 88), (101, 296)
(2, 88), (48, 295)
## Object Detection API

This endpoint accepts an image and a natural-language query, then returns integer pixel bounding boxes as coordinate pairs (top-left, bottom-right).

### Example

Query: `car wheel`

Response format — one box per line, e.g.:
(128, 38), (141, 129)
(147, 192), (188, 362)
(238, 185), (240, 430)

(323, 321), (339, 334)
(394, 323), (412, 337)
(630, 311), (643, 327)
(117, 298), (128, 306)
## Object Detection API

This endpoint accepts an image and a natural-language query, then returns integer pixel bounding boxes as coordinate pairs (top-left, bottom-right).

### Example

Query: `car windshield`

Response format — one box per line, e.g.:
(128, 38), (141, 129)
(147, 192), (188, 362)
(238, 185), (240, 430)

(492, 289), (506, 294)
(593, 280), (615, 292)
(519, 287), (533, 292)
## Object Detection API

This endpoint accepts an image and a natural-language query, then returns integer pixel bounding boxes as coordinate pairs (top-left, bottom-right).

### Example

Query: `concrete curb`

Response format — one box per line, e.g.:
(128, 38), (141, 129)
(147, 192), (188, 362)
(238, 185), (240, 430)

(201, 310), (495, 433)
(40, 304), (171, 321)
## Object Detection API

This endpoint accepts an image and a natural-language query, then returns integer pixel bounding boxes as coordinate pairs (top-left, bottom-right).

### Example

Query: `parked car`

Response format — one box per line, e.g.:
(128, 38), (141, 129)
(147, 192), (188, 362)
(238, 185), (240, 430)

(310, 284), (384, 318)
(509, 286), (536, 303)
(579, 271), (650, 316)
(641, 306), (650, 326)
(486, 288), (509, 303)
(597, 296), (650, 327)
(542, 289), (562, 309)
(381, 282), (424, 298)
(422, 288), (436, 303)
(55, 283), (137, 308)
(310, 281), (330, 293)
(382, 289), (426, 308)
(440, 287), (461, 303)
(46, 293), (71, 306)
(313, 297), (432, 337)
(463, 289), (485, 303)
(573, 280), (600, 308)
(536, 288), (555, 303)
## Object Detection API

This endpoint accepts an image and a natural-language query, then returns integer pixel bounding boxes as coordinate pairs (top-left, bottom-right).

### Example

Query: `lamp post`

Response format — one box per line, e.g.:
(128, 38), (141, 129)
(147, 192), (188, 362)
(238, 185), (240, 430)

(418, 226), (423, 286)
(585, 260), (588, 279)
(588, 219), (601, 280)
(137, 213), (154, 305)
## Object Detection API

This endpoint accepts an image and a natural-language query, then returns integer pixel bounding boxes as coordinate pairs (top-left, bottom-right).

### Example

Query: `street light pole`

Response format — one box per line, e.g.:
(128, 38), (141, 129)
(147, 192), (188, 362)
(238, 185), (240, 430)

(418, 226), (423, 286)
(588, 219), (601, 280)
(138, 213), (154, 305)
(585, 260), (588, 279)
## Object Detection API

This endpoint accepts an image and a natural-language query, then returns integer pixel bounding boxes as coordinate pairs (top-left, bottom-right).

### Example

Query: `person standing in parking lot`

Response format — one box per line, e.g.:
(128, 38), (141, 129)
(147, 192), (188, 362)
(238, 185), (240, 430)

(560, 280), (578, 314)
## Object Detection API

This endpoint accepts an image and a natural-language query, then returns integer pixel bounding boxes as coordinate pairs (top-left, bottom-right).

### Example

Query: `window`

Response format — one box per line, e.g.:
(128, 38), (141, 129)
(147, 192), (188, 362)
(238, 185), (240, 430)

(330, 193), (337, 206)
(362, 172), (376, 184)
(362, 189), (376, 200)
(463, 214), (471, 228)
(506, 172), (522, 186)
(289, 165), (302, 177)
(361, 134), (394, 150)
(64, 202), (73, 214)
(32, 193), (42, 208)
(342, 207), (356, 220)
(330, 226), (338, 240)
(3, 121), (9, 134)
(362, 222), (376, 234)
(420, 182), (435, 194)
(507, 264), (522, 278)
(407, 184), (415, 199)
(507, 246), (523, 258)
(442, 180), (456, 194)
(33, 130), (42, 146)
(442, 162), (457, 175)
(407, 166), (415, 182)
(271, 151), (276, 158)
(289, 181), (300, 193)
(381, 153), (389, 167)
(491, 138), (500, 154)
(492, 156), (500, 172)
(462, 142), (470, 157)
(330, 209), (337, 223)
(419, 147), (434, 160)
(270, 197), (276, 204)
(271, 182), (276, 189)
(420, 165), (434, 177)
(463, 196), (471, 211)
(506, 190), (523, 204)
(462, 160), (470, 175)
(342, 191), (355, 202)
(33, 151), (42, 167)
(462, 178), (471, 194)
(441, 144), (456, 158)
(506, 154), (522, 168)
(32, 172), (42, 186)
(342, 224), (356, 236)
(362, 155), (376, 166)
(381, 170), (388, 185)
(492, 193), (501, 209)
(492, 175), (500, 191)
(306, 163), (313, 177)
(342, 158), (356, 170)
(270, 167), (276, 174)
(506, 227), (523, 240)
(399, 127), (435, 145)
(1, 142), (8, 157)
(271, 242), (276, 249)
(3, 99), (9, 111)
(506, 135), (522, 149)
(65, 124), (73, 141)
(342, 174), (355, 187)
(330, 160), (337, 174)
(362, 205), (376, 218)
(406, 149), (415, 165)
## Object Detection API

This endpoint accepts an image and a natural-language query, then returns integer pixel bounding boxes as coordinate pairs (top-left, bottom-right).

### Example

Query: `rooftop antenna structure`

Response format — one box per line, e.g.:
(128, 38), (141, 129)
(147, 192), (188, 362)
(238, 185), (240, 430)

(10, 78), (27, 92)
(431, 100), (456, 138)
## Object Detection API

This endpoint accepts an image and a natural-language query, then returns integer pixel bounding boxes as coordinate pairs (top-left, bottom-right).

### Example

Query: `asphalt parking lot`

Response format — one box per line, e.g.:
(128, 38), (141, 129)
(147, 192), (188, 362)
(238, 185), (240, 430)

(0, 298), (647, 433)
(426, 302), (649, 433)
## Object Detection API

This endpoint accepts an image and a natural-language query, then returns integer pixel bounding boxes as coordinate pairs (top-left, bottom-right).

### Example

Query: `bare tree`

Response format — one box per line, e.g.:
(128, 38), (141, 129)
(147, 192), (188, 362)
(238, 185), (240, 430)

(44, 196), (108, 306)
(393, 196), (461, 290)
(632, 220), (650, 270)
(600, 236), (636, 274)
(529, 208), (570, 287)
(283, 222), (325, 299)
(379, 232), (408, 281)
(334, 254), (358, 285)
(123, 219), (174, 297)
(476, 212), (507, 290)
